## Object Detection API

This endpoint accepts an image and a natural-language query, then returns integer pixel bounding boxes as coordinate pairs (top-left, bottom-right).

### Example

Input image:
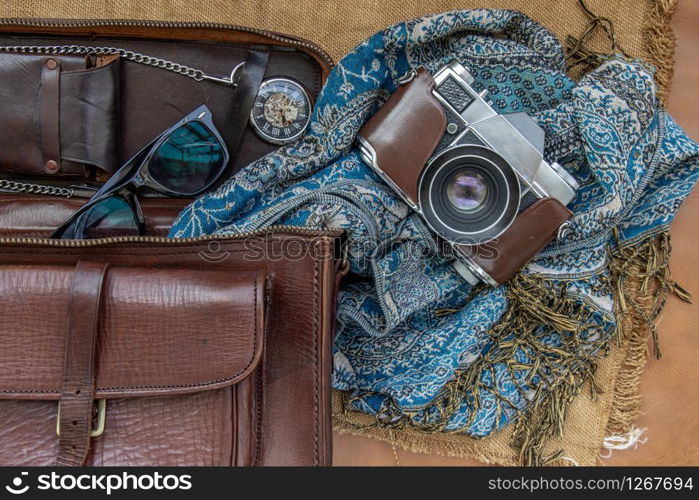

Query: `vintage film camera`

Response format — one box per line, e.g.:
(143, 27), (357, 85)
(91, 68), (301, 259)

(357, 61), (578, 285)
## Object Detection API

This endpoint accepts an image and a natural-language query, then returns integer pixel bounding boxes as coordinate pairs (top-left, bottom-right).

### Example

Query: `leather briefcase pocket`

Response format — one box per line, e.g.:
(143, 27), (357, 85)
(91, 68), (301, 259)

(0, 264), (266, 466)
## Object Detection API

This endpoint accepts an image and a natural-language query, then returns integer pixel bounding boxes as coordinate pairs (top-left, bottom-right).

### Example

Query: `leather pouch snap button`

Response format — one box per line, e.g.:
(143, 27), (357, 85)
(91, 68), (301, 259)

(45, 160), (60, 173)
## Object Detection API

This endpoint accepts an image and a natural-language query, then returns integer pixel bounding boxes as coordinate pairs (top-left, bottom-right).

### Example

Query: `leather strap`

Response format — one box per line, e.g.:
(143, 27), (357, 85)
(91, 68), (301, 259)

(40, 57), (62, 174)
(55, 260), (109, 466)
(222, 49), (270, 165)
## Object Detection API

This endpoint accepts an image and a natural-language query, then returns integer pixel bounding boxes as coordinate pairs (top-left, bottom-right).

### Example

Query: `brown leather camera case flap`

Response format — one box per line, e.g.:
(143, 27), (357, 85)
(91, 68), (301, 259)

(358, 68), (446, 203)
(0, 20), (332, 179)
(0, 230), (344, 466)
(456, 197), (573, 284)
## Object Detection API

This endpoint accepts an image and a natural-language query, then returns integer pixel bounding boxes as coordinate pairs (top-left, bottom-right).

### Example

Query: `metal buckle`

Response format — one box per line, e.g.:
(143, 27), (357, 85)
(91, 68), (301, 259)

(56, 399), (107, 438)
(200, 61), (245, 86)
(557, 220), (574, 240)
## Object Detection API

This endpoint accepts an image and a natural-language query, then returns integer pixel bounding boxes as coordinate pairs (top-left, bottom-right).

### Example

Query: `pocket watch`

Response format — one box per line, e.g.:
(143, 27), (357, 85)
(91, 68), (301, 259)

(250, 77), (313, 145)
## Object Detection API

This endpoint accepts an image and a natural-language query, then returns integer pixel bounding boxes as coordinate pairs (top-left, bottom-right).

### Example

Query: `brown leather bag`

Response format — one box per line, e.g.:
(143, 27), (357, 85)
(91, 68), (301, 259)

(0, 229), (345, 466)
(0, 21), (342, 467)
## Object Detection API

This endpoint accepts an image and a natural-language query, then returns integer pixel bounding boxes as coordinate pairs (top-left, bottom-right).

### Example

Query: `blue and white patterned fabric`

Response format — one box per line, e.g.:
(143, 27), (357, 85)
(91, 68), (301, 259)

(170, 9), (699, 437)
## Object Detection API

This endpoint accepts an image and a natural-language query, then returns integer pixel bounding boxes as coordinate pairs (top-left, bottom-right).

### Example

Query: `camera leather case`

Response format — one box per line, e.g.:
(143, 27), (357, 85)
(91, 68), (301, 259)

(358, 67), (573, 285)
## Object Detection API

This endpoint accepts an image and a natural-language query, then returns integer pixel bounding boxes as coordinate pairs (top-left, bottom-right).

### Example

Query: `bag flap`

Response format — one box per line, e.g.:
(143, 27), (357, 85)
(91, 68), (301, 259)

(0, 265), (266, 400)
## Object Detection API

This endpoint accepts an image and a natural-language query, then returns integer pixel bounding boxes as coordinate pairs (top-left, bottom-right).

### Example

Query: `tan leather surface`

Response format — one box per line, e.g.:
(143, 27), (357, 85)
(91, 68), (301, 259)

(334, 0), (699, 466)
(359, 68), (446, 204)
(0, 231), (341, 466)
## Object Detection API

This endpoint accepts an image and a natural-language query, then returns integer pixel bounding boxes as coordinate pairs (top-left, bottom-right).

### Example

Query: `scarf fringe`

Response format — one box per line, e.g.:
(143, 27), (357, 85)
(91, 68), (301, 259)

(604, 230), (690, 440)
(564, 0), (677, 104)
(336, 231), (689, 465)
(609, 230), (691, 358)
(341, 273), (608, 465)
(506, 231), (689, 465)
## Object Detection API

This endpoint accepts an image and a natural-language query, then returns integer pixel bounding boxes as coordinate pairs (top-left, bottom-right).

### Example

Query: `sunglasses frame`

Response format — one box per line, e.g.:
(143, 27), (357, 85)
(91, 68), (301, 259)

(51, 105), (229, 239)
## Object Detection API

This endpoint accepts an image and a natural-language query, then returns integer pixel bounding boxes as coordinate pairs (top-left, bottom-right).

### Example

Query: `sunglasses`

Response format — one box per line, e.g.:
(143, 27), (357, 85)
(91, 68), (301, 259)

(52, 105), (229, 239)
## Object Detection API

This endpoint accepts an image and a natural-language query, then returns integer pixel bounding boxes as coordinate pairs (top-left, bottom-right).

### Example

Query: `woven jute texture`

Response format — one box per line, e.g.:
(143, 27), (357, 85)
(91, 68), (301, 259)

(333, 346), (627, 466)
(0, 0), (678, 465)
(0, 0), (677, 99)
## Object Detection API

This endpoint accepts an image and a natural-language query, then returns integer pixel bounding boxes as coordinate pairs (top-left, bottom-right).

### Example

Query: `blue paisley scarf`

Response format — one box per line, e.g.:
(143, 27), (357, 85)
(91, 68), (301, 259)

(170, 9), (699, 463)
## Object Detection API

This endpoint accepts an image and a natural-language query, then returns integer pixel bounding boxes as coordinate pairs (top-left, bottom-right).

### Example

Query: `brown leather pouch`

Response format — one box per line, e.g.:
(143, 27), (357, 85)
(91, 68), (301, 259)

(0, 229), (344, 466)
(0, 52), (120, 177)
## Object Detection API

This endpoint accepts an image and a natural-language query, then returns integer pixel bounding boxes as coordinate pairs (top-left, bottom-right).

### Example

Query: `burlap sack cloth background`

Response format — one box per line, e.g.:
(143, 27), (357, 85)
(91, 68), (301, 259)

(0, 0), (679, 465)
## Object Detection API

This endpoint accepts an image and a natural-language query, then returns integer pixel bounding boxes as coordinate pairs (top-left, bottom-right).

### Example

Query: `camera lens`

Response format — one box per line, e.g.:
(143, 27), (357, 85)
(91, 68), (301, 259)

(446, 170), (488, 212)
(419, 145), (520, 244)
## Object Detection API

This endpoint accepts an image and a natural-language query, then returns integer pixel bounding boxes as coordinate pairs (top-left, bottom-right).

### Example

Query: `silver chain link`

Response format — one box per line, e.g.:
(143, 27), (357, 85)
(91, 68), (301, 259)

(0, 179), (75, 198)
(0, 44), (242, 85)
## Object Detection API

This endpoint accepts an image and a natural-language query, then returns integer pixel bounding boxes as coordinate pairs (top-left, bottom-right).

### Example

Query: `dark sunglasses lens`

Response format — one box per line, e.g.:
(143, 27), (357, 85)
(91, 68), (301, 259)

(79, 196), (140, 238)
(149, 121), (226, 194)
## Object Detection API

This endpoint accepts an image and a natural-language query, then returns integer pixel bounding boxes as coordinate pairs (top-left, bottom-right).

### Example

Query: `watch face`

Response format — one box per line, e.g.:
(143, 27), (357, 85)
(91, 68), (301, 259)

(250, 78), (312, 145)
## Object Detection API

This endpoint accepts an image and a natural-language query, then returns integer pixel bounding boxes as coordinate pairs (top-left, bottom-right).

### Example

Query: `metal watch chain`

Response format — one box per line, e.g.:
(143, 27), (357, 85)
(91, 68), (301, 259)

(0, 44), (245, 86)
(0, 179), (75, 198)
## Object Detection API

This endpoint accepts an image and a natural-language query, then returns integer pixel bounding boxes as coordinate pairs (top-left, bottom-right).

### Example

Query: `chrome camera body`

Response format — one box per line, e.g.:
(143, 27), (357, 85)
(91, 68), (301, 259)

(357, 61), (579, 286)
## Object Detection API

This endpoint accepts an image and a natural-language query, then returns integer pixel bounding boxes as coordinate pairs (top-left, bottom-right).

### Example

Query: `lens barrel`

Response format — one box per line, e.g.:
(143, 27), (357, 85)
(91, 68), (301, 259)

(419, 145), (520, 244)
